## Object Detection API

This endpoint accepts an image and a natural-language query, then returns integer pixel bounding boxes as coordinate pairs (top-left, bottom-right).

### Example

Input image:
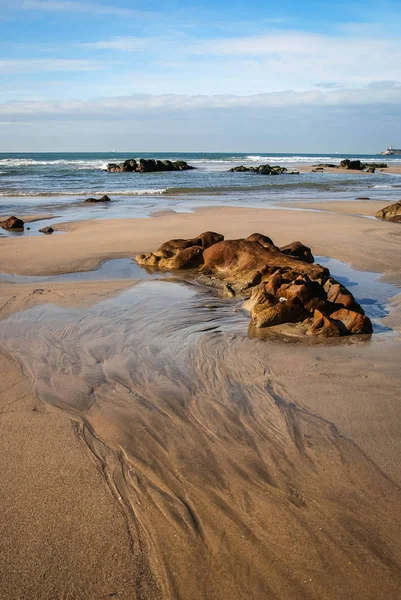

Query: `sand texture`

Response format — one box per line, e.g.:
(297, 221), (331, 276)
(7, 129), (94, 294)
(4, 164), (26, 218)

(0, 202), (401, 599)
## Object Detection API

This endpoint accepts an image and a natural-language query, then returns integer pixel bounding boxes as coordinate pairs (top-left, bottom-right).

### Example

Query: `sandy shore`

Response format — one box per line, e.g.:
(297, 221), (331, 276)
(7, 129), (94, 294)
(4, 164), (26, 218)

(1, 201), (401, 599)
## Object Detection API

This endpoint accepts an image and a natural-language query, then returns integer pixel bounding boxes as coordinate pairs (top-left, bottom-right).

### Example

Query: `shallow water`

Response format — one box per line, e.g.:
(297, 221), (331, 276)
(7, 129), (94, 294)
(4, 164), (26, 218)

(1, 151), (401, 226)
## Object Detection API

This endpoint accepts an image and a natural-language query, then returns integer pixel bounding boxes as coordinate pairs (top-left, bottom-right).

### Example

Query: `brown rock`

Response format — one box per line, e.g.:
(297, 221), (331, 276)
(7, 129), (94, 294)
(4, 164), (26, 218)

(280, 241), (314, 263)
(307, 310), (343, 337)
(39, 226), (54, 235)
(389, 215), (401, 223)
(0, 216), (24, 230)
(376, 200), (401, 220)
(252, 297), (309, 328)
(324, 278), (364, 313)
(330, 308), (373, 335)
(245, 233), (276, 248)
(202, 239), (327, 284)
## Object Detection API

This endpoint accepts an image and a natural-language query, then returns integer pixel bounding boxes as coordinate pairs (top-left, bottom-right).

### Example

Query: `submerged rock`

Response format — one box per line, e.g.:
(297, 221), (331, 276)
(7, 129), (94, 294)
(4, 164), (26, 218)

(84, 195), (111, 203)
(107, 159), (195, 173)
(0, 216), (24, 230)
(135, 232), (372, 337)
(39, 226), (54, 235)
(376, 200), (401, 221)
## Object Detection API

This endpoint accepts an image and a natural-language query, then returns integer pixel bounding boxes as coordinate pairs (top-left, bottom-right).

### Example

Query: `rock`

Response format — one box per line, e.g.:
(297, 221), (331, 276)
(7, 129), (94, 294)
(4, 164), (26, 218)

(245, 233), (276, 248)
(252, 297), (309, 328)
(84, 195), (111, 203)
(339, 160), (386, 171)
(313, 163), (336, 168)
(229, 164), (287, 174)
(0, 216), (24, 230)
(307, 310), (343, 337)
(202, 239), (327, 285)
(136, 231), (223, 270)
(280, 241), (314, 263)
(107, 159), (195, 173)
(135, 232), (371, 337)
(376, 200), (401, 221)
(339, 159), (362, 170)
(329, 308), (373, 335)
(323, 277), (364, 313)
(39, 226), (54, 234)
(389, 215), (401, 223)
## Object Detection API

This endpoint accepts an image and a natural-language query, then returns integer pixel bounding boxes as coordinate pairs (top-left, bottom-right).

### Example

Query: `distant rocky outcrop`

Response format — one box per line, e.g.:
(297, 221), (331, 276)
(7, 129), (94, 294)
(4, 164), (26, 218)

(135, 232), (372, 337)
(229, 164), (299, 175)
(0, 216), (24, 230)
(84, 195), (111, 203)
(376, 200), (401, 222)
(313, 161), (387, 172)
(107, 159), (195, 173)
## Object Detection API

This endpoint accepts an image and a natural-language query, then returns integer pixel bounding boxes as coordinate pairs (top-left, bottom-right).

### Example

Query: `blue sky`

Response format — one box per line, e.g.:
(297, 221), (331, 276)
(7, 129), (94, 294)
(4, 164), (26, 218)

(0, 0), (400, 151)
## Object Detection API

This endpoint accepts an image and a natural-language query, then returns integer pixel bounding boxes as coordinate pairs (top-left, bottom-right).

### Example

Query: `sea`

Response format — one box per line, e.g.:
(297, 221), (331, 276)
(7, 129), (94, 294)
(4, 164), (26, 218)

(0, 152), (400, 229)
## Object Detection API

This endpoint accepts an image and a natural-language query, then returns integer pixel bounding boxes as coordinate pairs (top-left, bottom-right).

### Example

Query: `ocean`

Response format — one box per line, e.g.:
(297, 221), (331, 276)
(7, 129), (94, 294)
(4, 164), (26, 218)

(0, 152), (400, 226)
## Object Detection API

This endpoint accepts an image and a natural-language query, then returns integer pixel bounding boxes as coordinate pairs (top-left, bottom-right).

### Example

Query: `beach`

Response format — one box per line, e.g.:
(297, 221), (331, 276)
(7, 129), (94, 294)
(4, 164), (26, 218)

(1, 193), (401, 599)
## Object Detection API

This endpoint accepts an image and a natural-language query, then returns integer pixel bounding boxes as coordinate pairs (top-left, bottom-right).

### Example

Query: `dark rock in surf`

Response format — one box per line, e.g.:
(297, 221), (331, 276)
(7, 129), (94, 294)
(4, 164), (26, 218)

(84, 195), (111, 203)
(39, 226), (54, 234)
(107, 159), (195, 173)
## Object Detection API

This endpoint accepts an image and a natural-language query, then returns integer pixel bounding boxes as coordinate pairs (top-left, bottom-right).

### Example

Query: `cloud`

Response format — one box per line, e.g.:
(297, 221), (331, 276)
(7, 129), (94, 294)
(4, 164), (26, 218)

(1, 85), (401, 121)
(0, 59), (106, 73)
(19, 0), (136, 16)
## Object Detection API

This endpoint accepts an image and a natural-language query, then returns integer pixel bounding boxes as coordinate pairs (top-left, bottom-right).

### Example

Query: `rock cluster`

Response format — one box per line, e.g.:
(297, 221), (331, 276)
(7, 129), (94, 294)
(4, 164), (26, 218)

(376, 200), (401, 222)
(313, 161), (387, 173)
(107, 159), (195, 173)
(229, 164), (299, 175)
(136, 232), (372, 337)
(0, 216), (24, 230)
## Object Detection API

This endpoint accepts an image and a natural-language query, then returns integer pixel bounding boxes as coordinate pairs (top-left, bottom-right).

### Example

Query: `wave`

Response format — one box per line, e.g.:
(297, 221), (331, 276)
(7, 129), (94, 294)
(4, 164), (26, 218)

(370, 184), (401, 189)
(0, 188), (167, 197)
(0, 158), (109, 170)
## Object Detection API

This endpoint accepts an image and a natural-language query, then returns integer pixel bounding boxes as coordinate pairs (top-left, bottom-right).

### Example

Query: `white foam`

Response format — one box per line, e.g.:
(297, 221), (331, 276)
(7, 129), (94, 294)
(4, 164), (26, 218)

(0, 188), (167, 197)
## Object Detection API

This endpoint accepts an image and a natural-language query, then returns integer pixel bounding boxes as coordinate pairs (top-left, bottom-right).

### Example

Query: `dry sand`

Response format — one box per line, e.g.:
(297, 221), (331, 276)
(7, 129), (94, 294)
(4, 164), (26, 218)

(1, 202), (401, 599)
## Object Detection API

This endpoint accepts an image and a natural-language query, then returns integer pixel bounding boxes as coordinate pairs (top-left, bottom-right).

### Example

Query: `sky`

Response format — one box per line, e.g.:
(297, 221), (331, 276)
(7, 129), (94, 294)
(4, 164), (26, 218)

(0, 0), (400, 152)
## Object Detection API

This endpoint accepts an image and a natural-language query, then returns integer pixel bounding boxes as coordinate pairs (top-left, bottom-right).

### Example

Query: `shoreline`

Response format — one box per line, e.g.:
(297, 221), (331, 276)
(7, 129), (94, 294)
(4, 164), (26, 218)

(1, 201), (401, 598)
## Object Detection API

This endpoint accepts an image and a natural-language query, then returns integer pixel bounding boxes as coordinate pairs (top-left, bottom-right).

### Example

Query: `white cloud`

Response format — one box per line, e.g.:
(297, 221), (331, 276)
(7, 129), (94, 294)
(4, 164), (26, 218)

(0, 59), (106, 73)
(19, 0), (136, 16)
(1, 85), (400, 121)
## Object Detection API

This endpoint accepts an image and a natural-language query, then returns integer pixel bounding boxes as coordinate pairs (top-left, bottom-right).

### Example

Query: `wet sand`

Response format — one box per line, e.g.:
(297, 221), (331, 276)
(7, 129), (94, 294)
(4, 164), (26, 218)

(1, 202), (401, 599)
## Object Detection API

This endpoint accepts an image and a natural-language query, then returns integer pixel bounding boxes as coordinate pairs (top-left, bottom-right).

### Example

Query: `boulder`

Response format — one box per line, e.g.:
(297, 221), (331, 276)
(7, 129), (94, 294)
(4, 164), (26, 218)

(84, 195), (111, 203)
(252, 297), (309, 328)
(307, 310), (343, 337)
(107, 159), (195, 173)
(136, 231), (223, 270)
(39, 226), (54, 235)
(376, 200), (401, 221)
(0, 216), (24, 230)
(201, 239), (327, 285)
(323, 277), (364, 313)
(279, 241), (314, 263)
(329, 308), (373, 335)
(339, 159), (363, 170)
